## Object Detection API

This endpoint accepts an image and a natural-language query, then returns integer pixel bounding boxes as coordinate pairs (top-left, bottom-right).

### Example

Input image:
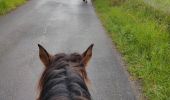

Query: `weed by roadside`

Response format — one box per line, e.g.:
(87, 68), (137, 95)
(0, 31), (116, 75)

(0, 0), (26, 15)
(93, 0), (170, 99)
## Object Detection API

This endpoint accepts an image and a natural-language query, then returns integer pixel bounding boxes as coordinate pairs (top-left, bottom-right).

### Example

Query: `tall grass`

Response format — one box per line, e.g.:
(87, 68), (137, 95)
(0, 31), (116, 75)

(93, 0), (170, 99)
(144, 0), (170, 13)
(0, 0), (26, 15)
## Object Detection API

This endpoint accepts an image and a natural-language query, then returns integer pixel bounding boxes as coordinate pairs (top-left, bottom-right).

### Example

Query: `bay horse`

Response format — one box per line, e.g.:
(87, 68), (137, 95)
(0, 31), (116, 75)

(37, 44), (93, 100)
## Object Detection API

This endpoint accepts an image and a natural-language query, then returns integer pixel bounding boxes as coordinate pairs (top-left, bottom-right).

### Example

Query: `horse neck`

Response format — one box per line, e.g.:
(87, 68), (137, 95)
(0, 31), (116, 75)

(38, 62), (91, 100)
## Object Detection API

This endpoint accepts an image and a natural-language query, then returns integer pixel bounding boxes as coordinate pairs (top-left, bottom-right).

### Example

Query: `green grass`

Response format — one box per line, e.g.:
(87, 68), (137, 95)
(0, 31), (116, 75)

(93, 0), (170, 99)
(0, 0), (26, 15)
(144, 0), (170, 13)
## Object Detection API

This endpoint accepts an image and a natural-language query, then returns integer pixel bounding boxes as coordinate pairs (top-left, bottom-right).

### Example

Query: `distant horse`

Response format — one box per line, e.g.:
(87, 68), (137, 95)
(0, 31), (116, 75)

(37, 44), (93, 100)
(83, 0), (88, 3)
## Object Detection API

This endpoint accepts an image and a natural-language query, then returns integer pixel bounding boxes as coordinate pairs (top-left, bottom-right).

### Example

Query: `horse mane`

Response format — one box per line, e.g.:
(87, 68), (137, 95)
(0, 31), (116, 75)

(38, 53), (92, 100)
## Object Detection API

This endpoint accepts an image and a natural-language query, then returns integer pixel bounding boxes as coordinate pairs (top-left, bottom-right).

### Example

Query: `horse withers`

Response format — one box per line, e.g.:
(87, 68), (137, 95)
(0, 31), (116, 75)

(37, 44), (94, 100)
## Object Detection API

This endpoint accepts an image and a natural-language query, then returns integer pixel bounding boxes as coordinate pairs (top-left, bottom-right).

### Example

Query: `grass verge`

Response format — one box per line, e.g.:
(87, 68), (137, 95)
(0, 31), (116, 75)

(0, 0), (26, 15)
(144, 0), (170, 13)
(93, 0), (170, 99)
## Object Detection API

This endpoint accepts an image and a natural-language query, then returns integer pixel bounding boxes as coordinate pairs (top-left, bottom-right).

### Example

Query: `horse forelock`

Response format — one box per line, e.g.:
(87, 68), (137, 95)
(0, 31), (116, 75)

(38, 53), (91, 100)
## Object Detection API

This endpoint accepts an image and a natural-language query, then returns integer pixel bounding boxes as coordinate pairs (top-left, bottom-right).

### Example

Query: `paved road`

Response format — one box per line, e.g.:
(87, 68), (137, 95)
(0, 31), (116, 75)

(0, 0), (137, 100)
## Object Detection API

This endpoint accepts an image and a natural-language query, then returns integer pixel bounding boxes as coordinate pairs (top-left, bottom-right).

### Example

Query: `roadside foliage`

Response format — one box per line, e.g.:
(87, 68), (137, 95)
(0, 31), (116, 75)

(0, 0), (26, 15)
(93, 0), (170, 99)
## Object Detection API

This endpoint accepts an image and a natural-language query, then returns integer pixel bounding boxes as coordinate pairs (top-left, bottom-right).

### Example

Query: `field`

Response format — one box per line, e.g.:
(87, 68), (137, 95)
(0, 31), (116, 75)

(0, 0), (26, 15)
(93, 0), (170, 99)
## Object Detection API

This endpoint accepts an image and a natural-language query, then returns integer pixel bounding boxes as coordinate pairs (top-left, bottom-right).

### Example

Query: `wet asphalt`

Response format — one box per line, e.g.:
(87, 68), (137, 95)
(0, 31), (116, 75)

(0, 0), (137, 100)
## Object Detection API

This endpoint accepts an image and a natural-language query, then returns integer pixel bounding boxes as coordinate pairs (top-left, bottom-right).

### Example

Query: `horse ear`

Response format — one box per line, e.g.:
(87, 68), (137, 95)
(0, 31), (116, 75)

(81, 44), (94, 67)
(38, 44), (52, 67)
